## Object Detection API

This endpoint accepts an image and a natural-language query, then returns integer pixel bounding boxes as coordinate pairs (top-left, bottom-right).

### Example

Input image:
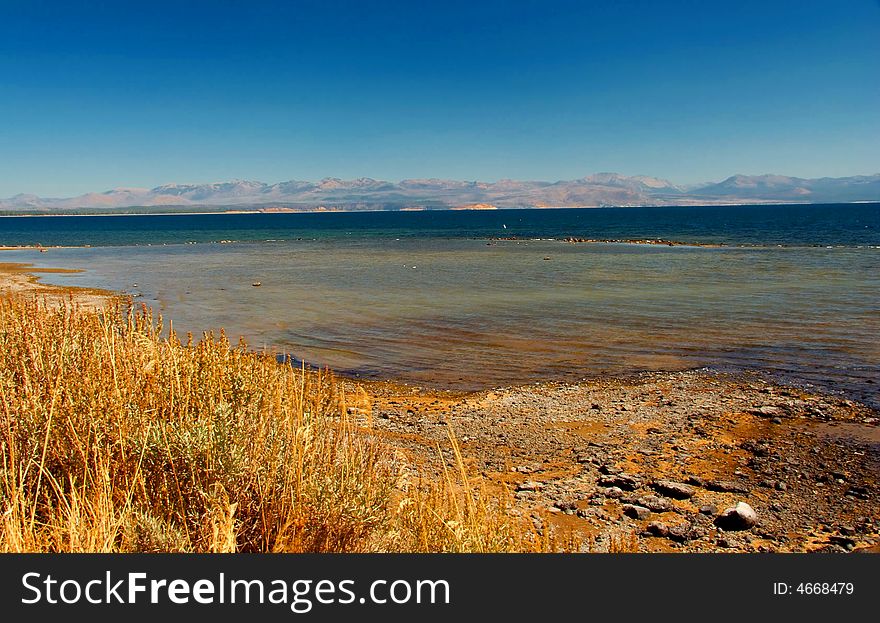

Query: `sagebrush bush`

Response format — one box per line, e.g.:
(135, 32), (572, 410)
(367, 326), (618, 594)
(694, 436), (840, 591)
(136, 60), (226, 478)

(0, 295), (531, 552)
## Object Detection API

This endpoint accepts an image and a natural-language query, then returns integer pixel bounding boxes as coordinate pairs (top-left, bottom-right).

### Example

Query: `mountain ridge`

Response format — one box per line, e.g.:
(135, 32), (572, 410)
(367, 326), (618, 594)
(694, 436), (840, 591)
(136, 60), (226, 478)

(2, 173), (879, 213)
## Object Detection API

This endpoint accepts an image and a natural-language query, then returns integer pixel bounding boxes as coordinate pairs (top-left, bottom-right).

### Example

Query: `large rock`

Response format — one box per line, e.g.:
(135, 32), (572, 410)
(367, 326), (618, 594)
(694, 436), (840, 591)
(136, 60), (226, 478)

(638, 495), (674, 513)
(652, 480), (696, 500)
(603, 486), (625, 499)
(622, 504), (651, 520)
(715, 502), (758, 531)
(749, 405), (780, 417)
(668, 523), (694, 543)
(646, 521), (669, 537)
(707, 480), (750, 494)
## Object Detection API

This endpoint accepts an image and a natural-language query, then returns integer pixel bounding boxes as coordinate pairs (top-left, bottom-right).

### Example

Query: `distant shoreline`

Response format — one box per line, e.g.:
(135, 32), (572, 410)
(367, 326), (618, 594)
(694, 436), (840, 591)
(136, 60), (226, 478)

(2, 200), (879, 219)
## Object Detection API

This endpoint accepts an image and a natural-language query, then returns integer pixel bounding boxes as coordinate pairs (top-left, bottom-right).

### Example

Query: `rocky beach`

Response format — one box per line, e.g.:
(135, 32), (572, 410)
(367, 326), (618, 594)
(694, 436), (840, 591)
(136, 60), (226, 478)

(352, 370), (879, 552)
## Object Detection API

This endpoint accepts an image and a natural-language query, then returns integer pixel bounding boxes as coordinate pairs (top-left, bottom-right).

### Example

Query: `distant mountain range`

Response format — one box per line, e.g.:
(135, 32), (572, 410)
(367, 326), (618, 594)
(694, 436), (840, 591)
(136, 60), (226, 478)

(3, 173), (879, 214)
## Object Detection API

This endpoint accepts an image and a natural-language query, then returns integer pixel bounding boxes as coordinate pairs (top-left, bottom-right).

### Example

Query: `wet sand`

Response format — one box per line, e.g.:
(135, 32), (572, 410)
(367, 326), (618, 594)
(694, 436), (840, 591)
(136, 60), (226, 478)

(0, 261), (113, 309)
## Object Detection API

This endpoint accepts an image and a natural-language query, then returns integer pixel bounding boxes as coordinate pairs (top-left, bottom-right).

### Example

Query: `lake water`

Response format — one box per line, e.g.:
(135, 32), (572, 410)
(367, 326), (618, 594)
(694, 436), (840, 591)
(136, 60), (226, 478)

(3, 204), (879, 405)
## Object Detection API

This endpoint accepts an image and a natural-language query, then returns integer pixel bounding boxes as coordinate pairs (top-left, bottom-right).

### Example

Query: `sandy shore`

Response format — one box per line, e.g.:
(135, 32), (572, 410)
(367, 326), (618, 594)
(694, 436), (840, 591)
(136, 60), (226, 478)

(2, 260), (877, 552)
(0, 261), (113, 309)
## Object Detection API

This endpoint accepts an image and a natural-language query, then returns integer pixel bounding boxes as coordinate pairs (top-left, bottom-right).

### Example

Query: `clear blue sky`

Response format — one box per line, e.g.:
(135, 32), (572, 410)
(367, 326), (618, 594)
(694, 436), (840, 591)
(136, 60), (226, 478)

(1, 0), (879, 196)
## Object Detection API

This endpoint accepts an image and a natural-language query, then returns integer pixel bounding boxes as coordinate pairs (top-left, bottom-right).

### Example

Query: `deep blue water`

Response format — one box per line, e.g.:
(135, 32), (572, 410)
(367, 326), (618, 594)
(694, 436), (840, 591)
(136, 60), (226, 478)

(1, 203), (879, 247)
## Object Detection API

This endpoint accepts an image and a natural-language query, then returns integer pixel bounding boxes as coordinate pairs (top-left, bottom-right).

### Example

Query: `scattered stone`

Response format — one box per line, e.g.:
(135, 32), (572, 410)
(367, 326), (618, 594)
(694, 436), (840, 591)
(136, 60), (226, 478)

(715, 502), (758, 531)
(652, 480), (696, 500)
(846, 485), (869, 499)
(367, 368), (876, 553)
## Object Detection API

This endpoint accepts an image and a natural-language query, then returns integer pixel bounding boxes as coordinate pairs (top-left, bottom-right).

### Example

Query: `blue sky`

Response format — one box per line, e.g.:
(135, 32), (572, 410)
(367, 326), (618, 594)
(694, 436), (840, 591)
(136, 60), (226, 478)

(1, 0), (878, 196)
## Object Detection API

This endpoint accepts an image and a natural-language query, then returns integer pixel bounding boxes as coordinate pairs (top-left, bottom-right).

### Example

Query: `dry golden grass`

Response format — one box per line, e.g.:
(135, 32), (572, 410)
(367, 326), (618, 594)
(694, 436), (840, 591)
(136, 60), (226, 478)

(0, 295), (537, 552)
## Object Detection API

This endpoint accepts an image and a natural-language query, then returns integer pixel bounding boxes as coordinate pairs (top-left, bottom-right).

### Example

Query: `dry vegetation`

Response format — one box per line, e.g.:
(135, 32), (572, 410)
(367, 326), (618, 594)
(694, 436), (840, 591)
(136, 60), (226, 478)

(0, 295), (542, 552)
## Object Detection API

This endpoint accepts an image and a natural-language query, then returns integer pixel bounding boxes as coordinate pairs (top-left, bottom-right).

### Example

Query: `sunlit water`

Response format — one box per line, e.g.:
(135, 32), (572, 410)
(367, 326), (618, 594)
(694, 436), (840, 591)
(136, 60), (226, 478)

(3, 205), (878, 405)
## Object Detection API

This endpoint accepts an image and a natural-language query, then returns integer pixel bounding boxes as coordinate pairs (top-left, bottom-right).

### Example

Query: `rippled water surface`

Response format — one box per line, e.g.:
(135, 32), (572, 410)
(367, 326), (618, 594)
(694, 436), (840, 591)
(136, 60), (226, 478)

(3, 204), (878, 404)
